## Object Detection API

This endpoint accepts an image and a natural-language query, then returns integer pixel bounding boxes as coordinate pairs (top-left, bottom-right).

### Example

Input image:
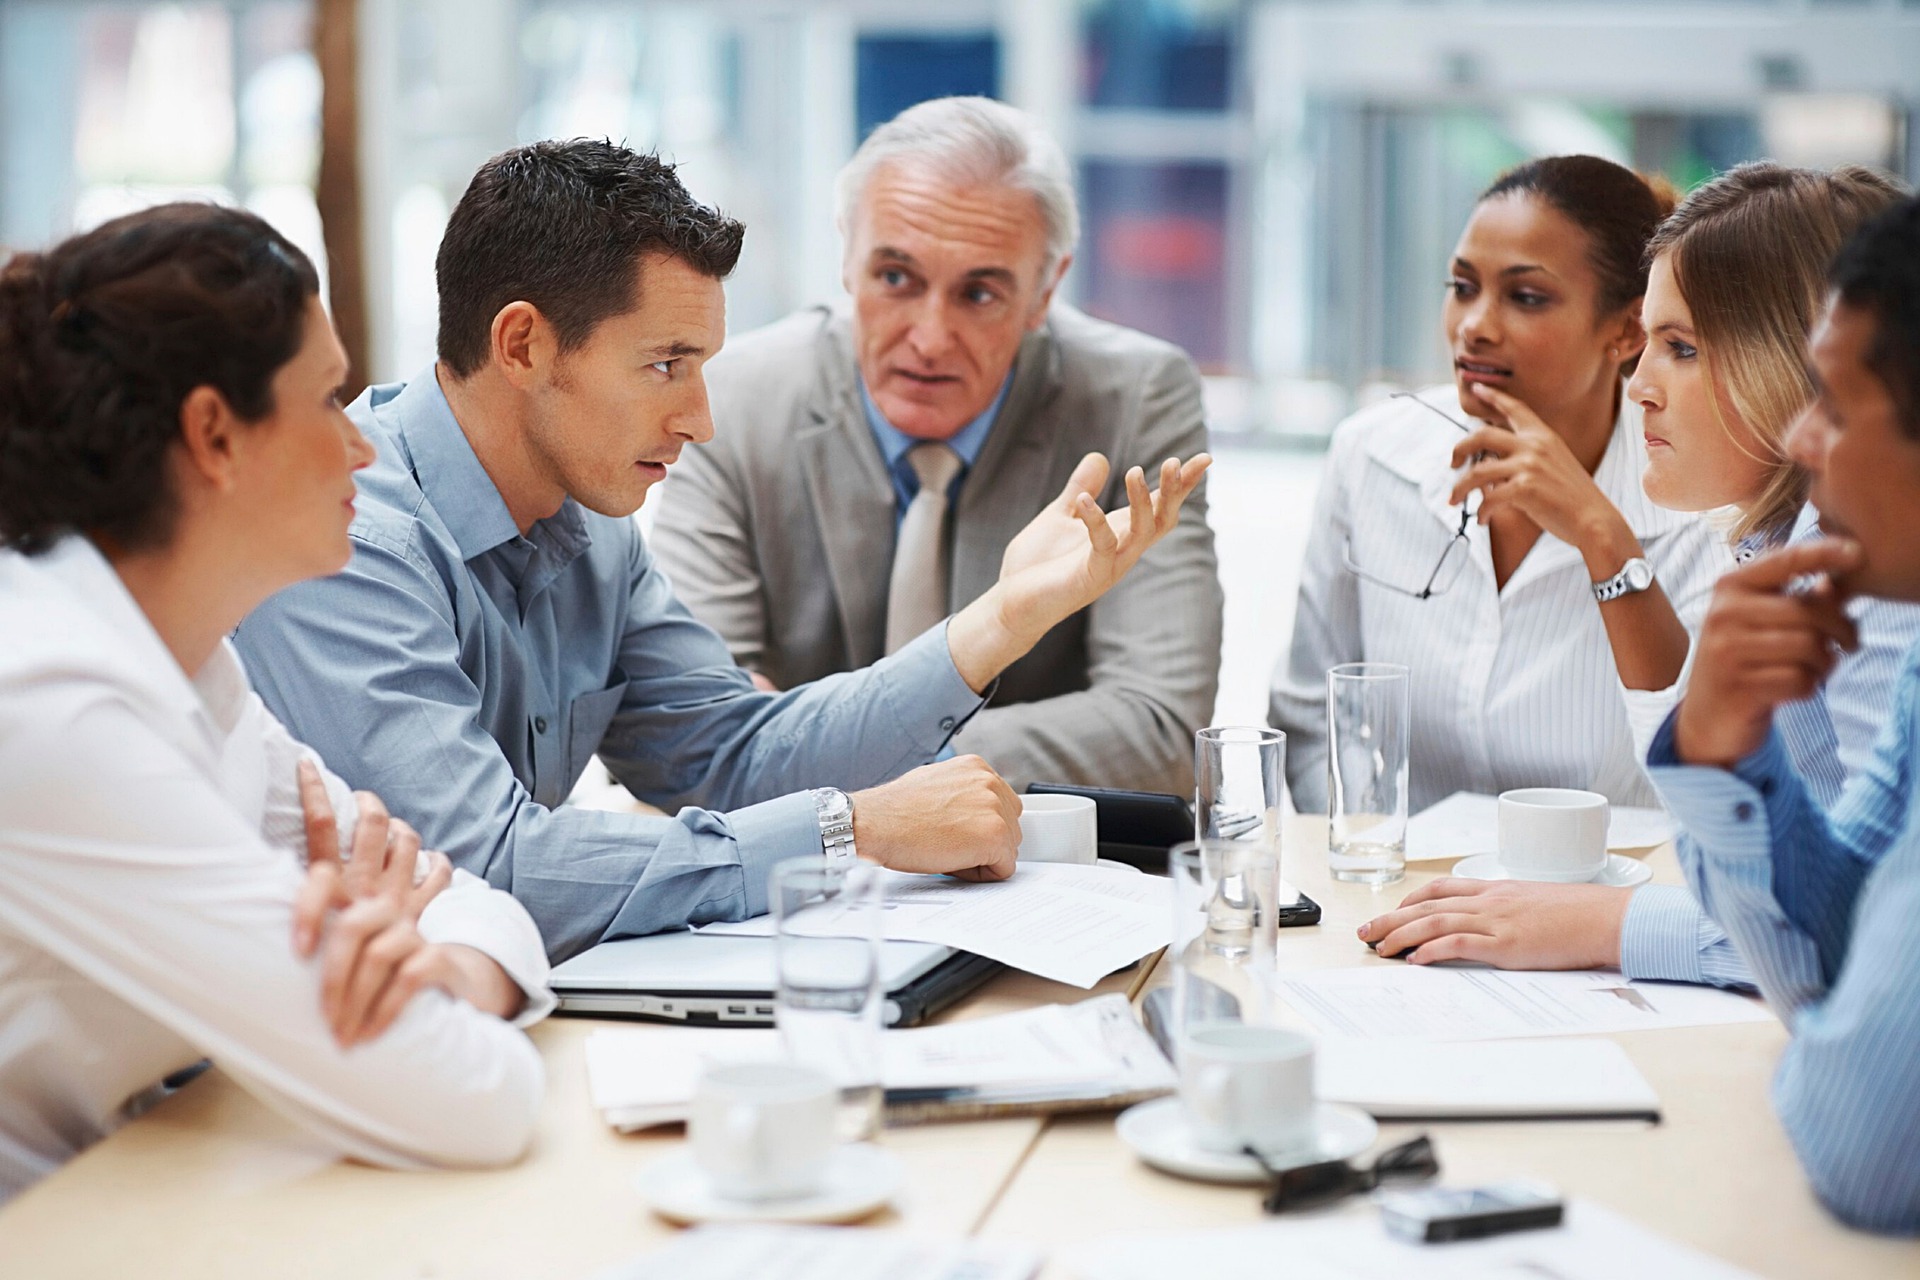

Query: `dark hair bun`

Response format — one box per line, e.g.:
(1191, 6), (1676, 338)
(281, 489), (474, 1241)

(0, 203), (319, 555)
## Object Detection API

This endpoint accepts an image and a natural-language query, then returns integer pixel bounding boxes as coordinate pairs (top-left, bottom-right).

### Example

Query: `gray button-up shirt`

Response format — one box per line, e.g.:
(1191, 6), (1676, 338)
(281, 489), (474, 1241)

(235, 370), (986, 961)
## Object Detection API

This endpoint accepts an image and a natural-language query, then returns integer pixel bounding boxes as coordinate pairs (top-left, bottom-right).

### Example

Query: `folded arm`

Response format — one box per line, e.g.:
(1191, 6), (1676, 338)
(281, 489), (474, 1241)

(0, 689), (544, 1171)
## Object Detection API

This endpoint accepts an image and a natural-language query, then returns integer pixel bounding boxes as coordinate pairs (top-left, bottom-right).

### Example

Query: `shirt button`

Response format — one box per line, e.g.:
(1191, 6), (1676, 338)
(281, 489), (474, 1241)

(939, 716), (956, 733)
(534, 716), (549, 734)
(1734, 801), (1755, 822)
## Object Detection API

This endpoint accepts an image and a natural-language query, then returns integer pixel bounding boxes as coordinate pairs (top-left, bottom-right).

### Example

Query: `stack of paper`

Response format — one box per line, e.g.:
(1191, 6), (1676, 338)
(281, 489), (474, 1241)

(595, 1224), (1041, 1280)
(583, 993), (1175, 1131)
(695, 862), (1170, 988)
(1406, 790), (1674, 861)
(1276, 966), (1775, 1043)
(1316, 1038), (1661, 1121)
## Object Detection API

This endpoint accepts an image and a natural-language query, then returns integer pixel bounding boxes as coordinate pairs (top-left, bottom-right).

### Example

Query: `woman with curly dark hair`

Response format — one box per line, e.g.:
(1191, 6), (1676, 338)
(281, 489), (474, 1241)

(0, 204), (548, 1202)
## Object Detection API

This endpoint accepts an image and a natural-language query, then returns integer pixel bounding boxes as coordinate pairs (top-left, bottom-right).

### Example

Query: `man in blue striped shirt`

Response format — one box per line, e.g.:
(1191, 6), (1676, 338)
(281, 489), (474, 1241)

(1648, 196), (1920, 1235)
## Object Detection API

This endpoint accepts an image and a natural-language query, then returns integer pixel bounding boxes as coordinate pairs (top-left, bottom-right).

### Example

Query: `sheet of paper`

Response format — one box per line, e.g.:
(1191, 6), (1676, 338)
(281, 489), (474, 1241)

(1316, 1037), (1659, 1118)
(584, 994), (1172, 1124)
(597, 1224), (1041, 1280)
(1405, 791), (1674, 862)
(1065, 1198), (1758, 1280)
(1276, 966), (1774, 1042)
(697, 863), (1170, 989)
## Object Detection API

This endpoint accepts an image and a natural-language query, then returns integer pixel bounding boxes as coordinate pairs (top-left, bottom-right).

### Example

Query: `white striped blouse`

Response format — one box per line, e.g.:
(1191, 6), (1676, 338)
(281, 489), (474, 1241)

(1270, 386), (1731, 814)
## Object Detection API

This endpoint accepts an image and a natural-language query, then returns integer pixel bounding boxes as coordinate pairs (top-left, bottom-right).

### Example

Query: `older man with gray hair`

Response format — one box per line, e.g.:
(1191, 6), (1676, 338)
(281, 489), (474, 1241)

(654, 96), (1223, 795)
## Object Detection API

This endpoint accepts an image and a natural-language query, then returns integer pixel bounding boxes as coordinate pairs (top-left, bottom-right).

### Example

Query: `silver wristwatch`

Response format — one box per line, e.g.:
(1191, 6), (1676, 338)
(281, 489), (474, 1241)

(1593, 556), (1656, 603)
(810, 787), (858, 866)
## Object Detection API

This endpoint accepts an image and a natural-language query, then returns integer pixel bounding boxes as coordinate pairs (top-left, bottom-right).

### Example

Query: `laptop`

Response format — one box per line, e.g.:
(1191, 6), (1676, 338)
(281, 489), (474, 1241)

(548, 931), (1004, 1028)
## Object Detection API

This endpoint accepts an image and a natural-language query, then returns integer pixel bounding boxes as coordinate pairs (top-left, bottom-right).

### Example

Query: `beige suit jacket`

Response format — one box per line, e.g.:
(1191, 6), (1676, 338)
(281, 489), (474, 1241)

(651, 303), (1223, 795)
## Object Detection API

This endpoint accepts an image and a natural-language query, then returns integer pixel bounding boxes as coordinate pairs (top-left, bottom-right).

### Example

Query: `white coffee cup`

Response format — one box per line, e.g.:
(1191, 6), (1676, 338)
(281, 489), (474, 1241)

(1018, 793), (1099, 865)
(1497, 787), (1610, 882)
(688, 1061), (837, 1202)
(1178, 1023), (1316, 1156)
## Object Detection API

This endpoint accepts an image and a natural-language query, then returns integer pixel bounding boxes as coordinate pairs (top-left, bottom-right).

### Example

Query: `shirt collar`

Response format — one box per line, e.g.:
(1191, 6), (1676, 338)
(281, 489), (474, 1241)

(386, 369), (530, 561)
(858, 371), (1013, 477)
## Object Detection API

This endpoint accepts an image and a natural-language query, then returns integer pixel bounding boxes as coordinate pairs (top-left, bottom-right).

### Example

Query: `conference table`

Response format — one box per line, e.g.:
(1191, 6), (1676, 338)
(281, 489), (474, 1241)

(1, 817), (1915, 1279)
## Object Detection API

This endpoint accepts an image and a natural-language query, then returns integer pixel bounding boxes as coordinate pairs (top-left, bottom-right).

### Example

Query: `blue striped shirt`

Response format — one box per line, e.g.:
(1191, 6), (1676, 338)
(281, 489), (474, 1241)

(1646, 638), (1920, 1234)
(1619, 509), (1920, 988)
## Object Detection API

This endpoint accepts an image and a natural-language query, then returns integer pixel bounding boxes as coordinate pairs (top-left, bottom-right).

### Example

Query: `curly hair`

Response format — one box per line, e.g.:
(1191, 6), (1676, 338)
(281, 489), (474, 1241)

(0, 203), (319, 555)
(1830, 194), (1920, 440)
(435, 139), (745, 378)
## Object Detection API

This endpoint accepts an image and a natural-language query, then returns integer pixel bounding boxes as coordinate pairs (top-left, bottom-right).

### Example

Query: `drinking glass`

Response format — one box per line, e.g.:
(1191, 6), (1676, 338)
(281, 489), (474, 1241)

(1326, 662), (1411, 885)
(1168, 839), (1283, 1040)
(771, 858), (885, 1140)
(1194, 726), (1286, 849)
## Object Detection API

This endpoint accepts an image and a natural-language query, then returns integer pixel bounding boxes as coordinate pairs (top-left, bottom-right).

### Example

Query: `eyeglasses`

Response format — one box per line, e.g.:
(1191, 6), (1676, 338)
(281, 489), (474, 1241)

(1340, 394), (1480, 600)
(1252, 1132), (1441, 1214)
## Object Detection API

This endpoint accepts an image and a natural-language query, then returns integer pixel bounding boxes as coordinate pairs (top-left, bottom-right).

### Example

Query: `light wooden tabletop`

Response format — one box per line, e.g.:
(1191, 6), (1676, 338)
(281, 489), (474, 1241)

(1, 818), (1915, 1280)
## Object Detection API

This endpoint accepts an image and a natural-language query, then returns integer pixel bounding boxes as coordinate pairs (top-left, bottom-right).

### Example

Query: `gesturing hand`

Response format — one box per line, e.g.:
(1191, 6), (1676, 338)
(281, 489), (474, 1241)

(996, 451), (1210, 635)
(1357, 877), (1633, 968)
(1674, 537), (1864, 769)
(1449, 383), (1628, 553)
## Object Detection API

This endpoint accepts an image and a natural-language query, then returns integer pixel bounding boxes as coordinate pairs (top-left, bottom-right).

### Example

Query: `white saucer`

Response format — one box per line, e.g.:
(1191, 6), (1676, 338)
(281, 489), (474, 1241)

(1116, 1096), (1378, 1185)
(634, 1143), (902, 1225)
(1452, 852), (1653, 888)
(1094, 858), (1143, 874)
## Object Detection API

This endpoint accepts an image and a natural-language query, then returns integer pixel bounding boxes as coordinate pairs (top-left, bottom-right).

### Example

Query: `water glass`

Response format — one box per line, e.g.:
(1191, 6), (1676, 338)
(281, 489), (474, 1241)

(1168, 839), (1283, 1039)
(771, 858), (885, 1140)
(1326, 662), (1411, 885)
(1194, 726), (1286, 849)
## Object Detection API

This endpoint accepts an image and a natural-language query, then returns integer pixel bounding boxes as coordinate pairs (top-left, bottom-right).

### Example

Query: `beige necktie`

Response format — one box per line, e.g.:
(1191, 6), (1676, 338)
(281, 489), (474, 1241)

(884, 442), (966, 654)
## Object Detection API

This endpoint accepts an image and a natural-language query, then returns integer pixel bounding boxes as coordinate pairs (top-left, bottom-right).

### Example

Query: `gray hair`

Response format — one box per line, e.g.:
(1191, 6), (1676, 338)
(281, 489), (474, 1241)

(835, 96), (1080, 276)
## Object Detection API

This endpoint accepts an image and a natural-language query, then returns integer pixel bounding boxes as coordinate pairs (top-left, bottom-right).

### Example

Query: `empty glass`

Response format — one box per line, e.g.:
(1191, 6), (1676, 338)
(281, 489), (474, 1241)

(1194, 726), (1286, 849)
(1168, 839), (1283, 1039)
(771, 858), (885, 1140)
(1326, 662), (1411, 885)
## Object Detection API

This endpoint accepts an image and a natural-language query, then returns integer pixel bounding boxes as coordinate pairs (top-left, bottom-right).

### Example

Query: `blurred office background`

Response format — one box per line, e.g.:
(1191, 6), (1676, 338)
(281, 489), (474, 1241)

(2, 0), (1916, 720)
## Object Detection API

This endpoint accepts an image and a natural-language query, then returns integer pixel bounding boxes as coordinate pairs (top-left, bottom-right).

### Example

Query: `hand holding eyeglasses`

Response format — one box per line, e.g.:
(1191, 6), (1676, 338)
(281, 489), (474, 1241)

(1448, 384), (1638, 569)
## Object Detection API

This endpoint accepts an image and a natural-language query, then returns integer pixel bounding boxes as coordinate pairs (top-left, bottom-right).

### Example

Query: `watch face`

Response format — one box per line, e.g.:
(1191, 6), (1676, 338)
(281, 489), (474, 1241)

(1626, 560), (1655, 591)
(816, 790), (853, 825)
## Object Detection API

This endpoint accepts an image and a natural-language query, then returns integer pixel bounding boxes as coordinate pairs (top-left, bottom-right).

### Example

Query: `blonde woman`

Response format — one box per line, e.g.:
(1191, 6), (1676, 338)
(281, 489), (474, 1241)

(1361, 163), (1920, 982)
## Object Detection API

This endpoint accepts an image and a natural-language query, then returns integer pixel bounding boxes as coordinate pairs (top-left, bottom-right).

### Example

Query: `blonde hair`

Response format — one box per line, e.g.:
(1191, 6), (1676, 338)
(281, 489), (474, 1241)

(1647, 162), (1906, 544)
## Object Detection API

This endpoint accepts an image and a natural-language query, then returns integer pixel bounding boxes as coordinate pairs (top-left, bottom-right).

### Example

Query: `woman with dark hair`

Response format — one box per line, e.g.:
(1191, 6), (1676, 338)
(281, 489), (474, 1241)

(0, 204), (546, 1202)
(1271, 155), (1729, 815)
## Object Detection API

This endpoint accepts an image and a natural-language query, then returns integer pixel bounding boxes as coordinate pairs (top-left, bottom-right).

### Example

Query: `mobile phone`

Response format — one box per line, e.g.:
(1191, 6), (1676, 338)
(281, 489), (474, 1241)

(1023, 783), (1321, 926)
(1376, 1181), (1565, 1244)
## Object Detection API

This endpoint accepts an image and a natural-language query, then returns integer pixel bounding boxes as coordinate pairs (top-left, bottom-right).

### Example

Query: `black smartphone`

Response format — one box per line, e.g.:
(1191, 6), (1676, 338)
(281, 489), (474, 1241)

(1377, 1181), (1566, 1243)
(1023, 782), (1322, 926)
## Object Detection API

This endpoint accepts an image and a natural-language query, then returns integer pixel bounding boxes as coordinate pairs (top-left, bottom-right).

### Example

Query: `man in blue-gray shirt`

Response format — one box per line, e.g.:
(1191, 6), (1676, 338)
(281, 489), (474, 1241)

(236, 141), (1208, 962)
(1647, 196), (1920, 1234)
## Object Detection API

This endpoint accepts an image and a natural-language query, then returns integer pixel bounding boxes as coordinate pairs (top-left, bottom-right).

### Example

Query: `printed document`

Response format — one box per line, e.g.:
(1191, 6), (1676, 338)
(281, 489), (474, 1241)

(696, 862), (1170, 988)
(1316, 1037), (1660, 1119)
(1406, 791), (1673, 861)
(1277, 966), (1774, 1041)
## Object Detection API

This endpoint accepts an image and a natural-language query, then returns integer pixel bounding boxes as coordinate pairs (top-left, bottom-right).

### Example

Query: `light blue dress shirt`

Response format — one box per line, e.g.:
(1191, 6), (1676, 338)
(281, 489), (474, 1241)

(860, 374), (1012, 532)
(1645, 640), (1920, 1234)
(1619, 507), (1920, 988)
(234, 371), (988, 962)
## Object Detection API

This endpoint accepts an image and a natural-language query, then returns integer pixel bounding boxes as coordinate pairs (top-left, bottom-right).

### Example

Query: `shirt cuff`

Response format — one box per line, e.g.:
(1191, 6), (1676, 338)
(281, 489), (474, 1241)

(882, 621), (993, 750)
(728, 790), (827, 919)
(1647, 730), (1794, 869)
(1619, 884), (1711, 985)
(416, 870), (557, 1027)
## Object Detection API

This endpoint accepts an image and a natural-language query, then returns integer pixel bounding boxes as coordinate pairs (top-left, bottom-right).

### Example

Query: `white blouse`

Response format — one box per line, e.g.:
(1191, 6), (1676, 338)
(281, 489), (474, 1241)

(1270, 386), (1733, 814)
(0, 538), (552, 1203)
